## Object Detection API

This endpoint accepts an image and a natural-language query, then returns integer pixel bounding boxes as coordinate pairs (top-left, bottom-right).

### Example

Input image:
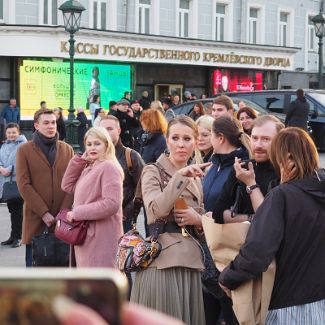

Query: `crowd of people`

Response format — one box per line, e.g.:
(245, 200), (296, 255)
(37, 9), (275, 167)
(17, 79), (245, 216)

(0, 88), (323, 325)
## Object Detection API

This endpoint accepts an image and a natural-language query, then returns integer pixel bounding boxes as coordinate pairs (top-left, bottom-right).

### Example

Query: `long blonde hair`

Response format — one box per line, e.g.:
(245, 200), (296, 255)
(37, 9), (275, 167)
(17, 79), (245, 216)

(194, 115), (214, 164)
(84, 127), (124, 178)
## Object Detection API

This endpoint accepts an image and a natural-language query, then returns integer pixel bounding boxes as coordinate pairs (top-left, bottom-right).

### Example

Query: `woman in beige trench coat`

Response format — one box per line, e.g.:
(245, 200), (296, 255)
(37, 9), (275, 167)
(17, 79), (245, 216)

(131, 115), (211, 325)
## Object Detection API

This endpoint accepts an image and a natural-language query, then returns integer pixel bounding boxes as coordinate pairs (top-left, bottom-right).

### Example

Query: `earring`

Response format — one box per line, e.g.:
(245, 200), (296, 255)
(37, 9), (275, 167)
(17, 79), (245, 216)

(164, 149), (170, 157)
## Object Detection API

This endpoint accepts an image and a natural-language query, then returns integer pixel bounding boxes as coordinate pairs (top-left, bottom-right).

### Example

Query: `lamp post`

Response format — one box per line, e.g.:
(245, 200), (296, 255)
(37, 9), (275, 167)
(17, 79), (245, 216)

(59, 0), (85, 151)
(312, 10), (325, 89)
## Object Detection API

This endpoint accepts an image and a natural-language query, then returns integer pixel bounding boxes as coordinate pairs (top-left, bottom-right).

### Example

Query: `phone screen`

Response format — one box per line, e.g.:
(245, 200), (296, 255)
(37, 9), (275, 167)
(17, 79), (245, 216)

(0, 268), (127, 325)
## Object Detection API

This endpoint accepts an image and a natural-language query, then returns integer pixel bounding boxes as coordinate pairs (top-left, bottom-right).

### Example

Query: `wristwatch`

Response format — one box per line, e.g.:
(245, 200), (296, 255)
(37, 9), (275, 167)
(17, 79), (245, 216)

(246, 184), (259, 194)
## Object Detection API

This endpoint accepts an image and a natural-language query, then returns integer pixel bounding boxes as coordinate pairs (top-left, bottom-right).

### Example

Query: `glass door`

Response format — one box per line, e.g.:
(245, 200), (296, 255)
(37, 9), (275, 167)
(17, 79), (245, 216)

(154, 84), (183, 101)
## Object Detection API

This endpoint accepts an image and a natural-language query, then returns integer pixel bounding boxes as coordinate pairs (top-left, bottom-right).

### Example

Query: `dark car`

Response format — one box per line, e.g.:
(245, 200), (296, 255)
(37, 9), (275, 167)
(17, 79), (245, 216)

(172, 97), (271, 118)
(225, 90), (325, 150)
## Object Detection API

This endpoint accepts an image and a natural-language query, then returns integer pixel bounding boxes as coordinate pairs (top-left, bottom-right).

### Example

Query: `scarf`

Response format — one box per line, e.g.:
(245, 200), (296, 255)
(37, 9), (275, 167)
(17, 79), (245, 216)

(32, 131), (58, 166)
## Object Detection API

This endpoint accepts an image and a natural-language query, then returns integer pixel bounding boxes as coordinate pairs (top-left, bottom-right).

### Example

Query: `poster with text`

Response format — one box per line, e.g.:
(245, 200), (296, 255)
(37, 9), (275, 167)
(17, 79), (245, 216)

(19, 59), (132, 119)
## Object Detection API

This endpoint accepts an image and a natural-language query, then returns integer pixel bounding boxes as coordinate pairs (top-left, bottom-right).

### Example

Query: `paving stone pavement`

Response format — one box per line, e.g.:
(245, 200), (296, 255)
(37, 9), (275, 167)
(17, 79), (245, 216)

(0, 203), (25, 267)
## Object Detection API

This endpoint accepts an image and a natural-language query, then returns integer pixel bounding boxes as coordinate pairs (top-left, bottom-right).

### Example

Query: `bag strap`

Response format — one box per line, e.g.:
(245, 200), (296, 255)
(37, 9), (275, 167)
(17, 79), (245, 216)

(230, 184), (242, 217)
(125, 147), (132, 173)
(155, 162), (171, 189)
(132, 162), (171, 232)
(8, 166), (14, 183)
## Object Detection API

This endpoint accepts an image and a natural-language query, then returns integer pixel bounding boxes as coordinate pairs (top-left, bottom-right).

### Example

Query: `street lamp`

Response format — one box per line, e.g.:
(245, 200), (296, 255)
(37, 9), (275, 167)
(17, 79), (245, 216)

(59, 0), (85, 151)
(312, 10), (325, 89)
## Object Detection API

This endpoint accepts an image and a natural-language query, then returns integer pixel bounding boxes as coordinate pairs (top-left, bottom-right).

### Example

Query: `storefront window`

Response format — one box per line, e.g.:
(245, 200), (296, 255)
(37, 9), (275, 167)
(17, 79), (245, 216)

(279, 12), (288, 46)
(249, 8), (258, 44)
(92, 0), (107, 30)
(138, 0), (151, 34)
(0, 0), (4, 21)
(178, 0), (190, 37)
(215, 3), (226, 41)
(212, 69), (264, 94)
(43, 0), (58, 25)
(308, 16), (316, 51)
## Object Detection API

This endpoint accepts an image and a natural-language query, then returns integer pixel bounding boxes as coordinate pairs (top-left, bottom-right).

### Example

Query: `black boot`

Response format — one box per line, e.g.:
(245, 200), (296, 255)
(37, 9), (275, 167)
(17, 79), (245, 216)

(1, 237), (14, 245)
(11, 239), (21, 248)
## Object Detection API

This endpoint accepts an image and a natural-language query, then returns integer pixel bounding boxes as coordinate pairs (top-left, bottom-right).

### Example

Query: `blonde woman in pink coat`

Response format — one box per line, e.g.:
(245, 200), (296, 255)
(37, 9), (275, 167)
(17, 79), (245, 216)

(61, 127), (124, 267)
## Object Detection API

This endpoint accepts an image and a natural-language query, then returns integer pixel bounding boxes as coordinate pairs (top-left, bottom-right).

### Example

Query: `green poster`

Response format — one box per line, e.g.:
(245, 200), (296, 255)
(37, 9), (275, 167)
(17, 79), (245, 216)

(20, 59), (132, 119)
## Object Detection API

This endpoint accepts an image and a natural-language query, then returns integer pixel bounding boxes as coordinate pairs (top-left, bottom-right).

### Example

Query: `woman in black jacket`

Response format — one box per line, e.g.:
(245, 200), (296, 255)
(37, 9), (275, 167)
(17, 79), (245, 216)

(219, 127), (325, 324)
(76, 108), (88, 152)
(53, 107), (66, 141)
(139, 108), (167, 163)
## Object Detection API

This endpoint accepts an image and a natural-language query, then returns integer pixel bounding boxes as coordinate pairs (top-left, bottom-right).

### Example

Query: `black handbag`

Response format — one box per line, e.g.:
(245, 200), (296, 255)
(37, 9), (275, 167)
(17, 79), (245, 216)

(201, 241), (224, 299)
(2, 166), (20, 201)
(31, 228), (70, 267)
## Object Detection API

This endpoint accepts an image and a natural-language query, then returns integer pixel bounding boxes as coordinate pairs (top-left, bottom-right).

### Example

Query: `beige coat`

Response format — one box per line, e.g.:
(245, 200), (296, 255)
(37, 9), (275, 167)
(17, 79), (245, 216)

(16, 141), (74, 244)
(141, 154), (204, 270)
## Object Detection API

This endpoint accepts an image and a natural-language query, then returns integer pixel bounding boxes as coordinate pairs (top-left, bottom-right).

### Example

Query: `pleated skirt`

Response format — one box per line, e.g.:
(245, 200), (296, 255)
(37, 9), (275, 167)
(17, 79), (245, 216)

(130, 267), (206, 325)
(266, 299), (325, 325)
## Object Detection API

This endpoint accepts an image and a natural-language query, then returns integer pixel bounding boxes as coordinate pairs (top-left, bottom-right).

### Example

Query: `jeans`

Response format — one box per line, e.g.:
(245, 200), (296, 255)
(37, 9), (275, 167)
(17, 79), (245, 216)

(7, 197), (23, 240)
(25, 244), (33, 267)
(123, 218), (133, 233)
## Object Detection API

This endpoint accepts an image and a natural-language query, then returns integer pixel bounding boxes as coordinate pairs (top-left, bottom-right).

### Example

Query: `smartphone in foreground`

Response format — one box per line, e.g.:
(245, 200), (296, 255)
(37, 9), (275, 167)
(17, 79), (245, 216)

(240, 159), (256, 170)
(0, 268), (128, 325)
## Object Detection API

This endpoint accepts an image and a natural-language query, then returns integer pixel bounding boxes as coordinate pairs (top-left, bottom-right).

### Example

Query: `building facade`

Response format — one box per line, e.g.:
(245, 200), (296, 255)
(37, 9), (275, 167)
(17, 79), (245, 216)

(0, 0), (323, 118)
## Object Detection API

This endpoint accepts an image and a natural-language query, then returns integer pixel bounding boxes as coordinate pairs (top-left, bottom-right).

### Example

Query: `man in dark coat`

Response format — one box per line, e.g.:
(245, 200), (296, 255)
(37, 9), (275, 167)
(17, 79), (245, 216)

(139, 90), (151, 110)
(285, 88), (309, 130)
(99, 115), (144, 232)
(112, 99), (140, 148)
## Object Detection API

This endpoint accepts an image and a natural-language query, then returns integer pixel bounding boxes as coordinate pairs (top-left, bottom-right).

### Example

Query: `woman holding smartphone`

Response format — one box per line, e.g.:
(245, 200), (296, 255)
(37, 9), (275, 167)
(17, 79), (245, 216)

(219, 127), (325, 324)
(203, 116), (251, 212)
(0, 123), (27, 248)
(131, 115), (210, 325)
(61, 127), (124, 267)
(202, 115), (251, 325)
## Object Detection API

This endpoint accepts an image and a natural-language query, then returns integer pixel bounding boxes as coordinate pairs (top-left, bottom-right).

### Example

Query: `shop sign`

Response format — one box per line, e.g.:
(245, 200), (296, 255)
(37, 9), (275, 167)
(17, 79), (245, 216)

(60, 41), (292, 70)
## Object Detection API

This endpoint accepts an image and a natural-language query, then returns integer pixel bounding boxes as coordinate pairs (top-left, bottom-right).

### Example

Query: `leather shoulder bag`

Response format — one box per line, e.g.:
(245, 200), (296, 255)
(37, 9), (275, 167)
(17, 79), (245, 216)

(2, 166), (20, 201)
(55, 209), (89, 246)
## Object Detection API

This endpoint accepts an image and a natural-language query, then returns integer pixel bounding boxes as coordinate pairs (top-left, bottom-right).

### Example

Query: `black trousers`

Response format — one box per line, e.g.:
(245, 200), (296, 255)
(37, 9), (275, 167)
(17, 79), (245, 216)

(7, 197), (23, 240)
(203, 290), (238, 325)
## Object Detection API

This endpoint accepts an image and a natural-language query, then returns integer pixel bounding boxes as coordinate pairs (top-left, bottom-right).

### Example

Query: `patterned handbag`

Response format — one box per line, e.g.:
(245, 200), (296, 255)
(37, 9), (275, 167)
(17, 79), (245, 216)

(116, 162), (169, 272)
(116, 225), (162, 272)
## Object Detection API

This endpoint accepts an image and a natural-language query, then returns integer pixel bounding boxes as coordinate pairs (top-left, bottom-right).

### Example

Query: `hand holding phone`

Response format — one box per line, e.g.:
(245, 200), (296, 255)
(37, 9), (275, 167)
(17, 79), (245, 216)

(240, 159), (256, 170)
(234, 157), (256, 186)
(126, 108), (134, 118)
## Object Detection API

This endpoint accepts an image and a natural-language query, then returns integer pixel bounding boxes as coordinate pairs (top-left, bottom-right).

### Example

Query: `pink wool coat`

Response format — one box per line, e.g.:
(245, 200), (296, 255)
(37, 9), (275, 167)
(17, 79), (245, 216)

(61, 155), (123, 267)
